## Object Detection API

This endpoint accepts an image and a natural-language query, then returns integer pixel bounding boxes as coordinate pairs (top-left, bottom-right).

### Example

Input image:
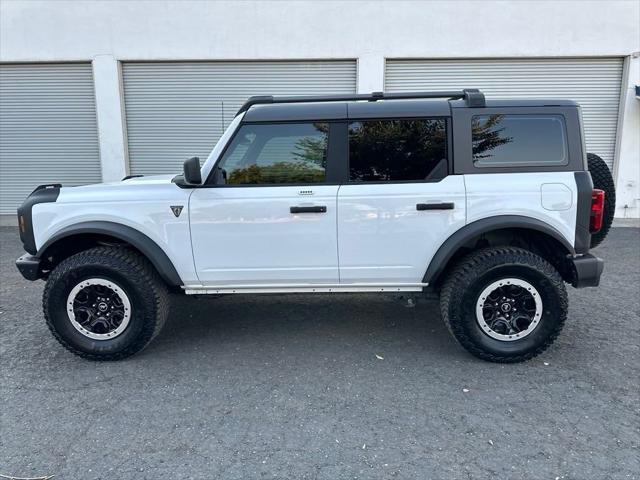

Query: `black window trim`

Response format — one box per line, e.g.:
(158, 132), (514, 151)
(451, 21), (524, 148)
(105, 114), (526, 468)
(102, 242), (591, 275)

(345, 116), (452, 185)
(202, 116), (454, 187)
(203, 119), (344, 188)
(451, 106), (585, 175)
(471, 113), (570, 169)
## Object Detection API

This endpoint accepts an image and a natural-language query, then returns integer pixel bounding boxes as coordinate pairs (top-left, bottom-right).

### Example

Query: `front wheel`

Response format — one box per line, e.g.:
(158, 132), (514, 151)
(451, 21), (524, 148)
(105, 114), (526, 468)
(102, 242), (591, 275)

(440, 247), (567, 363)
(43, 247), (169, 360)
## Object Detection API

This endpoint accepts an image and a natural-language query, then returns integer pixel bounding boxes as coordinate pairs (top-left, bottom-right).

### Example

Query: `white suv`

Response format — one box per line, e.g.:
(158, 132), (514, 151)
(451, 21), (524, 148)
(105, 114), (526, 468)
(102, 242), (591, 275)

(16, 90), (613, 362)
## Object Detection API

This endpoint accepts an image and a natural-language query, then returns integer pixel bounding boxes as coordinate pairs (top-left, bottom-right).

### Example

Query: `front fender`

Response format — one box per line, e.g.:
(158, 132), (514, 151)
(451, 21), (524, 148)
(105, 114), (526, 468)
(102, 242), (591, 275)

(38, 221), (183, 286)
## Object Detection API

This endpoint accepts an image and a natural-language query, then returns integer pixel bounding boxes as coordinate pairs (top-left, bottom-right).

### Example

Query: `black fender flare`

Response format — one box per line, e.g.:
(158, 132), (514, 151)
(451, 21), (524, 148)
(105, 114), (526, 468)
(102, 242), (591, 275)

(423, 215), (575, 285)
(38, 221), (183, 286)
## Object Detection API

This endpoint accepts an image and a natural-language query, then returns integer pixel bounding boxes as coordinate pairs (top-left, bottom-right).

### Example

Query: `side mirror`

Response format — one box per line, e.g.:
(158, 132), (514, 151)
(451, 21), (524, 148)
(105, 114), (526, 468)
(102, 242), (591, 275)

(183, 156), (202, 185)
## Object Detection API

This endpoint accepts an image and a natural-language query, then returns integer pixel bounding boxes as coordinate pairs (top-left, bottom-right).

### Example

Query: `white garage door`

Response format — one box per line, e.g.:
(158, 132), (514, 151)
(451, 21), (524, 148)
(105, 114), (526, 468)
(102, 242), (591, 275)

(0, 63), (101, 214)
(122, 61), (357, 175)
(385, 58), (624, 168)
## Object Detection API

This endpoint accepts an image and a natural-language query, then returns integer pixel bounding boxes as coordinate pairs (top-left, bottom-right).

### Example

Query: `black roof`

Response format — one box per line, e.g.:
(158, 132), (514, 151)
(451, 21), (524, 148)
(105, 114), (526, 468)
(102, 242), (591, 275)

(240, 89), (481, 121)
(242, 97), (580, 122)
(449, 98), (580, 108)
(243, 99), (451, 122)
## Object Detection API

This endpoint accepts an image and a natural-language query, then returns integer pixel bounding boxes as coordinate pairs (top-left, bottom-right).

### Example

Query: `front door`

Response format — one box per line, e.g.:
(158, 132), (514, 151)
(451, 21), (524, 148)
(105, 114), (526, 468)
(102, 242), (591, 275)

(190, 121), (339, 286)
(337, 118), (466, 285)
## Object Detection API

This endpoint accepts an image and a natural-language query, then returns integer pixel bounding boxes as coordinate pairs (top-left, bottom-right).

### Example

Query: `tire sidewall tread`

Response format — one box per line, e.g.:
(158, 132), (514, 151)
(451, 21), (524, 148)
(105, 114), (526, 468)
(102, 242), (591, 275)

(440, 247), (568, 363)
(43, 246), (169, 361)
(587, 153), (616, 248)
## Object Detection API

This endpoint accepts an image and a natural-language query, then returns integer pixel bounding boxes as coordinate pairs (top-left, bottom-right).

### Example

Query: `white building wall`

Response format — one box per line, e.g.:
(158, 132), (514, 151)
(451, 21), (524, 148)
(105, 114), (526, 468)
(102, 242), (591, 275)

(2, 1), (637, 60)
(1, 0), (639, 215)
(614, 55), (640, 218)
(92, 55), (128, 181)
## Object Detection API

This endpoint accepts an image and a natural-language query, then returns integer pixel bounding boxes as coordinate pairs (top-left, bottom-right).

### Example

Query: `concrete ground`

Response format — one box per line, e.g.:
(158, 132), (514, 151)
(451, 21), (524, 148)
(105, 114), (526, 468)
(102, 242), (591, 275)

(0, 226), (638, 480)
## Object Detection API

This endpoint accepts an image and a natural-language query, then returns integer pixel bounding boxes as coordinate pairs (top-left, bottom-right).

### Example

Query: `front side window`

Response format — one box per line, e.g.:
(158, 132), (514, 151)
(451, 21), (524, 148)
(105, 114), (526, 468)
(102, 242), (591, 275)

(216, 122), (328, 185)
(348, 119), (448, 182)
(472, 114), (568, 167)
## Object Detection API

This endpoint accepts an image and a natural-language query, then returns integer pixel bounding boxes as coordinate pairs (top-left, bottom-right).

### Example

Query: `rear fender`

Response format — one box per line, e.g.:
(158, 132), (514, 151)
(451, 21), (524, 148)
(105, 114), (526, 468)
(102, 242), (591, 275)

(423, 215), (575, 285)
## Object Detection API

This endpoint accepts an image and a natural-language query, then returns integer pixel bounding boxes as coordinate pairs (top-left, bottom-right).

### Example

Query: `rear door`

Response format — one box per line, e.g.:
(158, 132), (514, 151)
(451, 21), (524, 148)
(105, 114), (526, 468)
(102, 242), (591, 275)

(190, 121), (340, 286)
(337, 117), (466, 285)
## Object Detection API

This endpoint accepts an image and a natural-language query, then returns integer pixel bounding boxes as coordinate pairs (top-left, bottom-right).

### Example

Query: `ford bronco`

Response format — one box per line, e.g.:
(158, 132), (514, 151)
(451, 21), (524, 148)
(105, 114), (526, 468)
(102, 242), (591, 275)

(16, 89), (615, 362)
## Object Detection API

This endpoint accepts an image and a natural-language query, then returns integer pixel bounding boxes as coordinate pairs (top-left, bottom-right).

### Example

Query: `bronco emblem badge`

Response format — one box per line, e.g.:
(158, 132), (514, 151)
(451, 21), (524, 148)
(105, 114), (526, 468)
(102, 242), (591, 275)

(170, 205), (183, 218)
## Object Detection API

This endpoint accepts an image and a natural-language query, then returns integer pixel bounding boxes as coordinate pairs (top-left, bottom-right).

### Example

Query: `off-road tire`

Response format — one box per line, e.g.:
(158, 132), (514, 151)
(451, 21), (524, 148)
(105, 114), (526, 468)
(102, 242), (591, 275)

(440, 247), (567, 363)
(587, 152), (615, 248)
(43, 246), (169, 360)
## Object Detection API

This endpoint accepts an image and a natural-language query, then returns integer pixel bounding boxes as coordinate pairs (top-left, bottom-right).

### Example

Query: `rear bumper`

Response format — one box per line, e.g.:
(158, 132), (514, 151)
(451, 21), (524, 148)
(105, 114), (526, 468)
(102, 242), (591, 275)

(570, 253), (604, 288)
(16, 254), (43, 281)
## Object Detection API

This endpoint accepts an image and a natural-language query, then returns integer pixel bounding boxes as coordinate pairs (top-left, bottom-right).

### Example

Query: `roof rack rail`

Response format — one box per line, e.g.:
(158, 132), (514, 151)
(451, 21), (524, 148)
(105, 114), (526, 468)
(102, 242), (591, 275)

(237, 88), (485, 114)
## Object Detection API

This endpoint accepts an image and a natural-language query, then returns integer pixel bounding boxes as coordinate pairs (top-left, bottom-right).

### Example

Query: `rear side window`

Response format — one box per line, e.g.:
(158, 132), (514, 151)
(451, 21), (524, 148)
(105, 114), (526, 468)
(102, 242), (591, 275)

(217, 122), (328, 184)
(472, 114), (568, 168)
(348, 119), (448, 182)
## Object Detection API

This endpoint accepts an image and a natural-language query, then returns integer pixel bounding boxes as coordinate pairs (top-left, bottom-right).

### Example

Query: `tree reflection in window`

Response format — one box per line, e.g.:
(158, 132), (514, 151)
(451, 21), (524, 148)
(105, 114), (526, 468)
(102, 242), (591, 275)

(221, 123), (328, 184)
(472, 114), (513, 161)
(472, 114), (568, 167)
(349, 119), (447, 182)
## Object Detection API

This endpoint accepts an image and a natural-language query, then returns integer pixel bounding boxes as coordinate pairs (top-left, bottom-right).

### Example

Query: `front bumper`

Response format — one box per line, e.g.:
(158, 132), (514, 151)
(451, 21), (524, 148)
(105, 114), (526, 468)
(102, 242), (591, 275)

(569, 253), (604, 288)
(16, 254), (43, 281)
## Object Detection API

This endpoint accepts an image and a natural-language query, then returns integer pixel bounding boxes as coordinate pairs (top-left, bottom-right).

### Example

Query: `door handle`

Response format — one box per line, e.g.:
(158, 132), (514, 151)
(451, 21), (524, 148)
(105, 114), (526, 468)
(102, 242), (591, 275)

(416, 202), (455, 211)
(290, 205), (327, 214)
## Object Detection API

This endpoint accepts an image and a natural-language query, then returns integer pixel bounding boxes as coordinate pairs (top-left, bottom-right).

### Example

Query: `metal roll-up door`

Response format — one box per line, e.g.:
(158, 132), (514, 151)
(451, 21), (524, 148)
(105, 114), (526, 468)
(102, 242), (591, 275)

(0, 63), (101, 214)
(385, 58), (624, 168)
(122, 61), (357, 175)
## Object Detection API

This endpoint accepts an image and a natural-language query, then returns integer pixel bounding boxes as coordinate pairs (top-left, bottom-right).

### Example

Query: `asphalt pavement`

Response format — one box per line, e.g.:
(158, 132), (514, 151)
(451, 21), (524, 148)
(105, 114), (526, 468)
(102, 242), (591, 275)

(1, 226), (638, 479)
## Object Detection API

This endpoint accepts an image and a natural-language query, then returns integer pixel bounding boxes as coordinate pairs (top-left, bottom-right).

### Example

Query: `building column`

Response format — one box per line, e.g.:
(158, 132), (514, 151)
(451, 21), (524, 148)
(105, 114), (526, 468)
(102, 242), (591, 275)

(357, 54), (385, 93)
(92, 55), (128, 182)
(614, 54), (640, 219)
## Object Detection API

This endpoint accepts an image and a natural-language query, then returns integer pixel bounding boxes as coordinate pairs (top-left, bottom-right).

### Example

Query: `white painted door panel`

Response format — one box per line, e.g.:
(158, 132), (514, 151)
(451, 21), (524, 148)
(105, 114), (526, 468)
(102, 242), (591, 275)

(190, 186), (339, 285)
(337, 176), (466, 284)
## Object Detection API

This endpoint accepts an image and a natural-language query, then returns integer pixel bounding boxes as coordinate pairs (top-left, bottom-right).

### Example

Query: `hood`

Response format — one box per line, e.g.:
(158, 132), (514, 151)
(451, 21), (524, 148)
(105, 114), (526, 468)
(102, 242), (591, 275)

(100, 174), (176, 187)
(55, 174), (183, 204)
(61, 174), (175, 190)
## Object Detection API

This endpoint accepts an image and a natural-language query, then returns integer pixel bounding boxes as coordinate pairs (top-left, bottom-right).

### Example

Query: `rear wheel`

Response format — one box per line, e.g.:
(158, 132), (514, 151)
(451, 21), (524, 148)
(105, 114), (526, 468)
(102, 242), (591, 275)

(43, 246), (169, 360)
(587, 152), (615, 248)
(440, 247), (567, 363)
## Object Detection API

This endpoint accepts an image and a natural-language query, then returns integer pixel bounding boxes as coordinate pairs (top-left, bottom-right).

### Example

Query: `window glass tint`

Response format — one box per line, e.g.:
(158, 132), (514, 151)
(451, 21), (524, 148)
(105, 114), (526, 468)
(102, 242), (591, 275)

(348, 119), (447, 182)
(472, 115), (568, 167)
(217, 123), (328, 184)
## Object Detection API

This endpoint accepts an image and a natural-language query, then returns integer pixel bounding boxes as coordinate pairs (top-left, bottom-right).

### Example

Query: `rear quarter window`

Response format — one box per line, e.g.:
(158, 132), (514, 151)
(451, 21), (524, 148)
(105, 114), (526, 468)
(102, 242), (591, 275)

(472, 114), (568, 168)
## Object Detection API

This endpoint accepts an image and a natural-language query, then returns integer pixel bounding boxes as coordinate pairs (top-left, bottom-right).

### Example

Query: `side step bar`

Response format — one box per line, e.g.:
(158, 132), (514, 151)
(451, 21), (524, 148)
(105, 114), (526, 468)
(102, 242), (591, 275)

(184, 283), (429, 295)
